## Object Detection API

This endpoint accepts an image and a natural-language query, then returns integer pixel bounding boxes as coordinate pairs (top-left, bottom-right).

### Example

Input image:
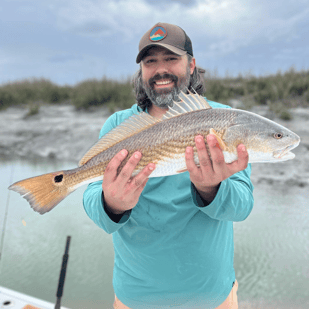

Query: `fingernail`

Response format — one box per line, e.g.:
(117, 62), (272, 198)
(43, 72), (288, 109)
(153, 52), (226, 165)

(121, 150), (127, 156)
(149, 165), (154, 171)
(207, 136), (216, 146)
(208, 135), (215, 142)
(134, 152), (141, 159)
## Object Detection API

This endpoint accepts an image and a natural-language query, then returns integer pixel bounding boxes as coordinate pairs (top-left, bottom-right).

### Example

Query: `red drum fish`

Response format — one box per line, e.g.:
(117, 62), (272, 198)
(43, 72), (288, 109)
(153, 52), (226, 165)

(8, 92), (300, 214)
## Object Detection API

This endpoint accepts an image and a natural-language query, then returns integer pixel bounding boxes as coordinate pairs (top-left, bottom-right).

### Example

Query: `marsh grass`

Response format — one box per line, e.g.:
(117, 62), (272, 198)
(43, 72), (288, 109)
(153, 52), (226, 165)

(204, 68), (309, 119)
(24, 102), (40, 118)
(205, 68), (309, 106)
(1, 68), (308, 120)
(71, 78), (135, 112)
(0, 78), (72, 110)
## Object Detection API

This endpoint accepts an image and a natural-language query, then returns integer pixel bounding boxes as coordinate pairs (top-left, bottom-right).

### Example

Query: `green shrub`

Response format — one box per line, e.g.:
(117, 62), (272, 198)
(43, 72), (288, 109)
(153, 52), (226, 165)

(71, 78), (135, 110)
(245, 78), (259, 94)
(254, 87), (277, 105)
(268, 100), (293, 120)
(205, 81), (227, 102)
(0, 78), (71, 108)
(205, 79), (245, 103)
(305, 90), (309, 103)
(279, 110), (292, 120)
(232, 85), (245, 96)
(38, 80), (71, 103)
(0, 88), (15, 110)
(25, 103), (40, 118)
(256, 79), (269, 91)
(289, 79), (309, 97)
(1, 67), (308, 112)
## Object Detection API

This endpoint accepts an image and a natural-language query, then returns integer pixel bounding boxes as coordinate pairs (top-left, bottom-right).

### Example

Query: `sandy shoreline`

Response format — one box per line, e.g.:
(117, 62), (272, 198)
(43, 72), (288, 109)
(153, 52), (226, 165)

(0, 104), (111, 162)
(1, 104), (308, 187)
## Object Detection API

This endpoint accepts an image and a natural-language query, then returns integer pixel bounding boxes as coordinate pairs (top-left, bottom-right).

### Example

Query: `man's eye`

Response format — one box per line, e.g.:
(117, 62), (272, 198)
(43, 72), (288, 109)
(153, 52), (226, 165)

(146, 59), (156, 64)
(166, 57), (178, 61)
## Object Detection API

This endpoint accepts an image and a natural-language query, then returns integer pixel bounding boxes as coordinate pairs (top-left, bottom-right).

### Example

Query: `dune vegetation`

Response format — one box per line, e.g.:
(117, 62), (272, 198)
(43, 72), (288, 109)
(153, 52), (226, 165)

(0, 68), (308, 119)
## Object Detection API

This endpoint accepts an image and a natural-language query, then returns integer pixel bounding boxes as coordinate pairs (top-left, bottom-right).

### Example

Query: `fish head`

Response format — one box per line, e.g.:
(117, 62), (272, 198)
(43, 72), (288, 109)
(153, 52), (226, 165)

(224, 110), (301, 163)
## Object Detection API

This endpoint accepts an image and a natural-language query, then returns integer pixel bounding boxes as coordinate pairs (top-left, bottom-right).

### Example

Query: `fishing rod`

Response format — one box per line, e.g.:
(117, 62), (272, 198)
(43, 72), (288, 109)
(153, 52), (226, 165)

(0, 165), (14, 269)
(55, 235), (71, 309)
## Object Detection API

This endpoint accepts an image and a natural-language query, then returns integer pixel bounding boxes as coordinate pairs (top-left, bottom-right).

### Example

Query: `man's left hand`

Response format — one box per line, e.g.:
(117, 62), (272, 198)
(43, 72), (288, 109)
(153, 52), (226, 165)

(185, 134), (249, 204)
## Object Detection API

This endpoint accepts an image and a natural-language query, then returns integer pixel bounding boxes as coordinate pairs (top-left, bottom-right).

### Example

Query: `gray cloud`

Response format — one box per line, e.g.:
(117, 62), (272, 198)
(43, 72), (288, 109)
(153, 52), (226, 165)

(144, 0), (198, 6)
(1, 0), (308, 84)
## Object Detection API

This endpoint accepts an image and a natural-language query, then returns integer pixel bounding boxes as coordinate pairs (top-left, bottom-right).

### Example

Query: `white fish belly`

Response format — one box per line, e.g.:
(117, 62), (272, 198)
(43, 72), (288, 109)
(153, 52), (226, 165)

(149, 154), (188, 177)
(247, 150), (295, 163)
(223, 151), (238, 164)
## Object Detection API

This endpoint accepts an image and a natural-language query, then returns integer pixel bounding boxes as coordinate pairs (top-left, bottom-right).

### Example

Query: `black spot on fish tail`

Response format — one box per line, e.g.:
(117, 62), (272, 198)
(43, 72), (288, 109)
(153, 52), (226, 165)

(54, 174), (64, 183)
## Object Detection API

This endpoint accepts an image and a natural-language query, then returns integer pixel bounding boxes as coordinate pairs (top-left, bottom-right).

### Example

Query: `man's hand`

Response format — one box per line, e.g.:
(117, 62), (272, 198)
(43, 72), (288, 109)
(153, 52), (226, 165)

(185, 134), (249, 204)
(102, 149), (155, 215)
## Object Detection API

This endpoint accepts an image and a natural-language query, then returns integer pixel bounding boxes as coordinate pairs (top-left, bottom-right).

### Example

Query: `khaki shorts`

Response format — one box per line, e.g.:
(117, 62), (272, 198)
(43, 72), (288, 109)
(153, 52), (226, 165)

(114, 280), (238, 309)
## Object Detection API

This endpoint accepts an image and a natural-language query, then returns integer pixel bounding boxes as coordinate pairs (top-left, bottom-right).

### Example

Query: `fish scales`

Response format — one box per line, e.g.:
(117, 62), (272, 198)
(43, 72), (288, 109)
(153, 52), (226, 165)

(72, 108), (238, 180)
(8, 92), (300, 214)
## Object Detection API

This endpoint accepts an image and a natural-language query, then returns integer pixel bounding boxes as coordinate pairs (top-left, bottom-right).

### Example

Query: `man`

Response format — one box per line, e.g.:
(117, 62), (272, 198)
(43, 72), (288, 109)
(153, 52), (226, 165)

(83, 22), (254, 309)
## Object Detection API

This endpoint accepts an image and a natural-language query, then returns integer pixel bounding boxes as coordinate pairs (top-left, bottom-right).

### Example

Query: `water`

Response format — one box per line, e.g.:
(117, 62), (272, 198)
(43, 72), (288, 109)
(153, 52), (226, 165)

(0, 158), (308, 309)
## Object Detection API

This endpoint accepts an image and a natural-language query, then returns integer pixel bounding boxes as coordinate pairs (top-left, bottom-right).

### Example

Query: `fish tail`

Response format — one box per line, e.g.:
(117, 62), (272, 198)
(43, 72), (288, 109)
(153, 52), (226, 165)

(8, 171), (74, 214)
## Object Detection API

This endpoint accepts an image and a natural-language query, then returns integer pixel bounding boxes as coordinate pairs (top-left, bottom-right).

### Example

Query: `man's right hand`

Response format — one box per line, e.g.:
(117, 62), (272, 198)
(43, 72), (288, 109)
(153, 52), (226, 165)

(102, 149), (156, 215)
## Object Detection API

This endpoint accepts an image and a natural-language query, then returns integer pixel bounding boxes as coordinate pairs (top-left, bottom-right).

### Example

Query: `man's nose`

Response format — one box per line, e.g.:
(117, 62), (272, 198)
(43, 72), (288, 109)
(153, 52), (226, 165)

(154, 60), (169, 74)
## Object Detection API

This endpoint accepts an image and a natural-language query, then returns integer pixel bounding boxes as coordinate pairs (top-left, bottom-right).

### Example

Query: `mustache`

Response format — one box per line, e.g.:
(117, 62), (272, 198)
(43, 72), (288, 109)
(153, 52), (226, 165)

(148, 73), (178, 87)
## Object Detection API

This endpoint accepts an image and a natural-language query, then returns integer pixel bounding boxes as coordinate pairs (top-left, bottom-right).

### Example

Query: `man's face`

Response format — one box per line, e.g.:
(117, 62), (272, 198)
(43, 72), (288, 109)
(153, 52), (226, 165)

(141, 46), (195, 108)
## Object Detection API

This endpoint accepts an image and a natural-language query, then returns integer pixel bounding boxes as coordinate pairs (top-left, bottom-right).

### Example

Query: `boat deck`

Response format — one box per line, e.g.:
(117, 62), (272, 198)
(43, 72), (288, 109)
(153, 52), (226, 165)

(0, 286), (69, 309)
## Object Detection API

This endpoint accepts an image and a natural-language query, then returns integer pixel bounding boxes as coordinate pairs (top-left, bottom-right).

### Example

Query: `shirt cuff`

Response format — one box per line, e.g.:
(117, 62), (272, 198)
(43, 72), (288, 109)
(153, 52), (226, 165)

(102, 191), (131, 224)
(191, 182), (221, 208)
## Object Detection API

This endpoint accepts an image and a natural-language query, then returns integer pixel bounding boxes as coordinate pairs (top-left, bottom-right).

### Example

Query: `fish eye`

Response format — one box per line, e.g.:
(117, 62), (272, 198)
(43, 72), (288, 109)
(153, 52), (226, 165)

(274, 132), (283, 139)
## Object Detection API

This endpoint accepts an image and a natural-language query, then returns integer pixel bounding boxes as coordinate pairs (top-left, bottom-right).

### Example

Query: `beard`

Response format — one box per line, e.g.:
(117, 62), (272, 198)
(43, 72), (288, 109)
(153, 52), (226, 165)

(142, 66), (191, 108)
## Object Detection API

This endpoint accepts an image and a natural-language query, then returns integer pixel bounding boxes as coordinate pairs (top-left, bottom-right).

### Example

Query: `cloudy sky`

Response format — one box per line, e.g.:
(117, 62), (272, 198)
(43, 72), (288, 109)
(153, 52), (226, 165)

(1, 0), (308, 85)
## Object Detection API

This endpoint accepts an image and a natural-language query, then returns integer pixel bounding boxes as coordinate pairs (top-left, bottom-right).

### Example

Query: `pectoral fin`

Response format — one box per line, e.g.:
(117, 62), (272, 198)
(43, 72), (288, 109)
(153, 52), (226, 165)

(209, 128), (227, 151)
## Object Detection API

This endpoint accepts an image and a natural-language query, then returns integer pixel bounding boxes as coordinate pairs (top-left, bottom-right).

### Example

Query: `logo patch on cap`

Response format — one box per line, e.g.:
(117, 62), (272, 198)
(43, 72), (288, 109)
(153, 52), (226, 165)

(149, 26), (167, 42)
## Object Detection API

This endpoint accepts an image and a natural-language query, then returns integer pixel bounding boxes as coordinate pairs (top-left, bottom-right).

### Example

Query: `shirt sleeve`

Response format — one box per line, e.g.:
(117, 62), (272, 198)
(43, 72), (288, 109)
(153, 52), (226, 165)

(191, 164), (254, 222)
(82, 113), (132, 234)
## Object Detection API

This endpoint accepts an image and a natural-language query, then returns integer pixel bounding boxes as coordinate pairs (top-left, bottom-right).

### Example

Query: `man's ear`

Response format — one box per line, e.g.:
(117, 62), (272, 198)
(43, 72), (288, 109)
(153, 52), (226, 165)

(190, 57), (196, 75)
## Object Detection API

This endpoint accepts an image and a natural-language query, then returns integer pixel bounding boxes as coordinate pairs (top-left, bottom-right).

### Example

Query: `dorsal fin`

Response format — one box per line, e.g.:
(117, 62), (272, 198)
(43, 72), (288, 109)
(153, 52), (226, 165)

(162, 91), (212, 120)
(78, 92), (212, 166)
(78, 112), (160, 166)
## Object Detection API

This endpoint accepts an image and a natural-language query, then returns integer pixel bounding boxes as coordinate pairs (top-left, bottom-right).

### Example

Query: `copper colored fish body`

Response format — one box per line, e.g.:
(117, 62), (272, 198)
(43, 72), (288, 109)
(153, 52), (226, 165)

(8, 92), (300, 214)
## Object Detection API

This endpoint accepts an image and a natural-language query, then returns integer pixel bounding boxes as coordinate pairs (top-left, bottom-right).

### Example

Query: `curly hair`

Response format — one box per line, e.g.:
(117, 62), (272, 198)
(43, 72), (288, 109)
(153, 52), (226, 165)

(132, 55), (206, 111)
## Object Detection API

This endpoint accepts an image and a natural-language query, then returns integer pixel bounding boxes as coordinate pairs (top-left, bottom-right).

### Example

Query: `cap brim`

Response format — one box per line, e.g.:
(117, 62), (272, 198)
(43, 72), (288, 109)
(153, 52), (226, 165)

(136, 43), (187, 63)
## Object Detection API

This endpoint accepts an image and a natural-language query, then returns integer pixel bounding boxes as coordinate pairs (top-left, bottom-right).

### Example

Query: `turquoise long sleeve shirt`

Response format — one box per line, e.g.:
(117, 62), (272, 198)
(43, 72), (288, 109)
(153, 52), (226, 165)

(83, 100), (254, 309)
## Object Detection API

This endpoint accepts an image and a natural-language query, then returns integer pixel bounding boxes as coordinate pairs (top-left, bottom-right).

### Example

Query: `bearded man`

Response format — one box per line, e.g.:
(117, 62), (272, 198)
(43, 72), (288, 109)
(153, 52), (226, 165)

(83, 22), (254, 309)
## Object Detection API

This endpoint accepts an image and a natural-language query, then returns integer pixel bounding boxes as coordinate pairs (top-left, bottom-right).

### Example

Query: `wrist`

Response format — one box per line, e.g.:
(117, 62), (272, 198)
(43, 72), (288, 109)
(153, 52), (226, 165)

(101, 191), (125, 223)
(101, 191), (125, 214)
(105, 204), (125, 215)
(194, 183), (220, 205)
(195, 183), (220, 195)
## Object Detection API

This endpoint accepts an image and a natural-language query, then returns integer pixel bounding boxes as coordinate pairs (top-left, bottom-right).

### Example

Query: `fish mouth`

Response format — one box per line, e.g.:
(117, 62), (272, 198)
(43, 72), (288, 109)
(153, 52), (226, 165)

(273, 141), (300, 160)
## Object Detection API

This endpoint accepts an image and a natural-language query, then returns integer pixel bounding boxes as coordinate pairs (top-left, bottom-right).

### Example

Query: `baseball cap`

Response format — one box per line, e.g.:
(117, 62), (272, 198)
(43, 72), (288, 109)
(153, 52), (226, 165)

(136, 22), (193, 63)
